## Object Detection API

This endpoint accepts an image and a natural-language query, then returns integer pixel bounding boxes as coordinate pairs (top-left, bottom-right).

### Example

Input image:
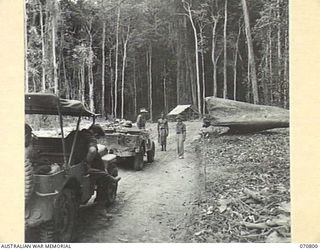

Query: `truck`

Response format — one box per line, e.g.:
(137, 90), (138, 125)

(98, 126), (155, 171)
(25, 93), (119, 242)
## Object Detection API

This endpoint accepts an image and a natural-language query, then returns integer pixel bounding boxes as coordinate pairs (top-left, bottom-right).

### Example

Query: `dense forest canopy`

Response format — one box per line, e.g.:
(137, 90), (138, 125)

(25, 0), (289, 121)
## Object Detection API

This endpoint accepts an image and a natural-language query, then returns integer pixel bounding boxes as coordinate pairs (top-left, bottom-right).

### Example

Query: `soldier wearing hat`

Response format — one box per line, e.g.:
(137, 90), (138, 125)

(157, 112), (169, 151)
(175, 115), (186, 159)
(136, 108), (148, 129)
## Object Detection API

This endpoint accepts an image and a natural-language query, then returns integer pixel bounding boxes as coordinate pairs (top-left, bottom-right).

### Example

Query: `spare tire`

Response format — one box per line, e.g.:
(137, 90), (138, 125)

(25, 160), (34, 204)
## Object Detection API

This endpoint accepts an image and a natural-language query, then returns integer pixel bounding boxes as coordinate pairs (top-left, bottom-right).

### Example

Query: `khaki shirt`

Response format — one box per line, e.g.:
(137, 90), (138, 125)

(176, 122), (186, 134)
(66, 129), (97, 165)
(158, 118), (168, 130)
(136, 114), (146, 129)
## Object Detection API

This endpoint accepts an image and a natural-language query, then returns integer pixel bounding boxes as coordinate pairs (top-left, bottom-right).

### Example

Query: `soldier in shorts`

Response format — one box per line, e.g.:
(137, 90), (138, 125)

(157, 113), (169, 151)
(175, 115), (186, 159)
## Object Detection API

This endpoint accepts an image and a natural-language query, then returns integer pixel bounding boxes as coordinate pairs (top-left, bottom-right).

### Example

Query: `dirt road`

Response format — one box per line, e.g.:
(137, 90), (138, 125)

(77, 121), (203, 243)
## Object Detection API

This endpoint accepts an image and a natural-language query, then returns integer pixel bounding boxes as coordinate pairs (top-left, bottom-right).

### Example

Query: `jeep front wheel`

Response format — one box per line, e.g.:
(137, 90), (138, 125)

(106, 182), (118, 205)
(133, 153), (144, 171)
(39, 188), (78, 242)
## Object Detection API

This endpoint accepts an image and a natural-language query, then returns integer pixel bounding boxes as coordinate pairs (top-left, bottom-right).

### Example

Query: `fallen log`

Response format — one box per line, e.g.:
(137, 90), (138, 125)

(205, 97), (289, 134)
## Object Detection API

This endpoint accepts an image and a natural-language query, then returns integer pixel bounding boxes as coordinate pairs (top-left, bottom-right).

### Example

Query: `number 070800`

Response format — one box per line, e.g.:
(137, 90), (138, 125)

(300, 244), (318, 248)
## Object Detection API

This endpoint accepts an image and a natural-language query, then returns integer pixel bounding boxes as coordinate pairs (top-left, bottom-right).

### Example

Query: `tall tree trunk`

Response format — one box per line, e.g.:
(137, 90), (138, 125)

(283, 10), (289, 109)
(201, 52), (206, 115)
(89, 60), (94, 112)
(233, 23), (241, 100)
(133, 57), (137, 117)
(261, 40), (270, 105)
(51, 15), (59, 94)
(38, 0), (46, 92)
(200, 28), (206, 116)
(146, 51), (149, 111)
(44, 4), (52, 89)
(88, 25), (94, 112)
(184, 2), (201, 114)
(247, 55), (250, 102)
(87, 65), (91, 109)
(211, 18), (218, 97)
(121, 25), (129, 119)
(101, 21), (106, 118)
(263, 43), (270, 105)
(182, 16), (193, 105)
(62, 56), (69, 99)
(185, 42), (194, 105)
(59, 31), (66, 97)
(176, 42), (181, 104)
(241, 0), (259, 104)
(277, 0), (282, 106)
(81, 63), (85, 104)
(72, 68), (76, 99)
(109, 49), (114, 118)
(114, 5), (121, 118)
(78, 69), (81, 100)
(51, 2), (58, 94)
(24, 1), (29, 93)
(268, 18), (273, 104)
(163, 62), (168, 114)
(223, 0), (228, 99)
(148, 43), (153, 121)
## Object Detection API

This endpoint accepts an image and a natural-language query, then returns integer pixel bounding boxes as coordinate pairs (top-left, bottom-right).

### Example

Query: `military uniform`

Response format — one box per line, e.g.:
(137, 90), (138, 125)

(66, 126), (120, 203)
(176, 121), (186, 158)
(157, 118), (169, 151)
(136, 114), (146, 129)
(66, 129), (102, 168)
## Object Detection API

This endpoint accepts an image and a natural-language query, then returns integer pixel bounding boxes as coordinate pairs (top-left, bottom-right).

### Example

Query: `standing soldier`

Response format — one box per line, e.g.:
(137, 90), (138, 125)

(176, 115), (186, 159)
(136, 108), (148, 129)
(157, 112), (169, 151)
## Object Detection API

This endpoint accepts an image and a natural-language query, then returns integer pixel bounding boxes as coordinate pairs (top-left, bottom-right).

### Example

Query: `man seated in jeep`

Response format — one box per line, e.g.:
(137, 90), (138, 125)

(66, 124), (120, 203)
(66, 124), (120, 179)
(66, 124), (102, 166)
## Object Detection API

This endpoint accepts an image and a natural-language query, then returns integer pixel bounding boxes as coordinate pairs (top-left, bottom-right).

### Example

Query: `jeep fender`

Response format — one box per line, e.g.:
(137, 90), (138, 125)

(25, 176), (83, 229)
(25, 193), (58, 228)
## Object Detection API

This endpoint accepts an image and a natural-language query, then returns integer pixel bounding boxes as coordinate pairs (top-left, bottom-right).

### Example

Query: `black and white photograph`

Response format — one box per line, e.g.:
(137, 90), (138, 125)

(24, 0), (290, 243)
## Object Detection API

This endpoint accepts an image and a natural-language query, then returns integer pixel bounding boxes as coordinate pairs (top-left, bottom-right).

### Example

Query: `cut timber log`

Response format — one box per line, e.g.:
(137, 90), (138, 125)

(205, 97), (289, 133)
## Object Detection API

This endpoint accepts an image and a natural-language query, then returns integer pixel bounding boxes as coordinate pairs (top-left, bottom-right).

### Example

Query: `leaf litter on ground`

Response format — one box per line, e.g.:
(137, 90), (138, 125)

(188, 128), (290, 243)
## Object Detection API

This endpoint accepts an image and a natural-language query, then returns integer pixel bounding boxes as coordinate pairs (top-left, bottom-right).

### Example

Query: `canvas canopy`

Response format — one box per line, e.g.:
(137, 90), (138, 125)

(167, 105), (198, 116)
(25, 93), (95, 117)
